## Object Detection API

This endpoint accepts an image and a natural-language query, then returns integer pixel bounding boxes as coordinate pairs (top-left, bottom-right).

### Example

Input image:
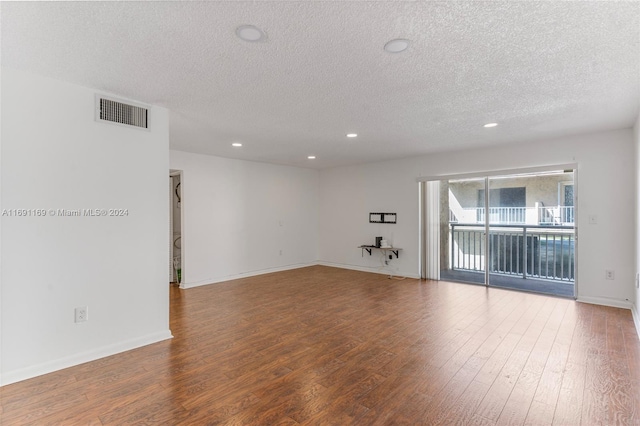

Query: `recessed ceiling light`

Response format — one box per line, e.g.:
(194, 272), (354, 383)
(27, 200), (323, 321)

(308, 156), (316, 160)
(236, 25), (267, 42)
(384, 39), (410, 53)
(232, 142), (242, 147)
(483, 123), (498, 128)
(346, 133), (358, 138)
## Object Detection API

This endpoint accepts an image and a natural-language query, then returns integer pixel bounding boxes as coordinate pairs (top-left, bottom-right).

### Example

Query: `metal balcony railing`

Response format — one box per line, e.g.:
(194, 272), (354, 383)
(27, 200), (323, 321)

(450, 223), (575, 282)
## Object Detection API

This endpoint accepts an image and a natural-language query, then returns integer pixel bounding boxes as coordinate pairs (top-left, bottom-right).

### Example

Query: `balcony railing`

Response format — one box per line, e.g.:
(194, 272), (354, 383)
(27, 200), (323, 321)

(477, 207), (527, 224)
(538, 206), (574, 225)
(450, 223), (575, 282)
(449, 206), (574, 225)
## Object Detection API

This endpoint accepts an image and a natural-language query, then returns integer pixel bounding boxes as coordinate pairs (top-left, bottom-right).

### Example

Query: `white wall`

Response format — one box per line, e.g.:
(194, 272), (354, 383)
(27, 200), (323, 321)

(0, 69), (172, 385)
(0, 67), (4, 387)
(320, 128), (636, 307)
(319, 164), (419, 277)
(169, 150), (319, 288)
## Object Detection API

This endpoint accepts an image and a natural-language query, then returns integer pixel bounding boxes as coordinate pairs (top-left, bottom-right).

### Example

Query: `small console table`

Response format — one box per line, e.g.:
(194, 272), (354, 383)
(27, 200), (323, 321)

(358, 245), (402, 258)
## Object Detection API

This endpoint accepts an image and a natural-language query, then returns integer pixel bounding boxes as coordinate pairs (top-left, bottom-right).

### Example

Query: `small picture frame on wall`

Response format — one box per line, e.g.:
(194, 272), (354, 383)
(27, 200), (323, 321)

(369, 212), (397, 224)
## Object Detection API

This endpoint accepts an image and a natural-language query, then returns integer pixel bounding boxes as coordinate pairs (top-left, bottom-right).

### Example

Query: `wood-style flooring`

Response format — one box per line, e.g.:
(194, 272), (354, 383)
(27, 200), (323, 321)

(1, 265), (639, 425)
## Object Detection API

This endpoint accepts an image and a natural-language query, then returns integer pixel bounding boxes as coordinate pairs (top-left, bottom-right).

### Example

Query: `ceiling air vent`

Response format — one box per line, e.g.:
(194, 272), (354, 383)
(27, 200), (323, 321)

(96, 96), (148, 130)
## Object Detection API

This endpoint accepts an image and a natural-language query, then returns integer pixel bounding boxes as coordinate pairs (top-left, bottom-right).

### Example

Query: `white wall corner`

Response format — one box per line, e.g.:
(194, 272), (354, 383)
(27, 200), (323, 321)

(317, 261), (421, 280)
(576, 296), (634, 310)
(180, 262), (319, 289)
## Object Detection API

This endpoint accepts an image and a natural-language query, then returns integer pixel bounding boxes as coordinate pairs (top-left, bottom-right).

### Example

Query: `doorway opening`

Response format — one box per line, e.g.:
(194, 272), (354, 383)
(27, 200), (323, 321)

(170, 170), (183, 286)
(420, 167), (576, 298)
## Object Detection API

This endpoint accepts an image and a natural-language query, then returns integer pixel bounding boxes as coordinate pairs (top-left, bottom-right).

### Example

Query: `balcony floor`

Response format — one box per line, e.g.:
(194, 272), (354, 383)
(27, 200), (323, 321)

(440, 269), (574, 298)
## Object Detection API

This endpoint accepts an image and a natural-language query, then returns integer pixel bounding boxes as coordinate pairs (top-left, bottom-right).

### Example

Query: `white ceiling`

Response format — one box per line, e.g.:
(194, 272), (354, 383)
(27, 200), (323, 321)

(2, 1), (639, 169)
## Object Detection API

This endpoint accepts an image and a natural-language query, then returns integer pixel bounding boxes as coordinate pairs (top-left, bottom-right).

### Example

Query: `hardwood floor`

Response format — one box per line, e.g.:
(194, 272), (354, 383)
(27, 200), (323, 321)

(1, 265), (639, 425)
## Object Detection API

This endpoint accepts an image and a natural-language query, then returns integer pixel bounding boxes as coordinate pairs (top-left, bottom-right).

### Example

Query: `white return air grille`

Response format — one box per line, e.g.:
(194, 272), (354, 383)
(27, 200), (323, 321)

(96, 96), (148, 129)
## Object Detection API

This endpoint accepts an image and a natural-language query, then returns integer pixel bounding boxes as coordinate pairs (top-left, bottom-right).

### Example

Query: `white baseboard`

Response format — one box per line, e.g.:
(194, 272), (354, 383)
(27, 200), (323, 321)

(576, 296), (633, 310)
(632, 304), (640, 341)
(180, 262), (318, 289)
(0, 330), (173, 386)
(317, 261), (420, 280)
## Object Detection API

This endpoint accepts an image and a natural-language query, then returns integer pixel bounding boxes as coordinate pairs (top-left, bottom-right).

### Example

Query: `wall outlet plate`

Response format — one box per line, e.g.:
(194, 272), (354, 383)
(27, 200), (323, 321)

(75, 306), (88, 323)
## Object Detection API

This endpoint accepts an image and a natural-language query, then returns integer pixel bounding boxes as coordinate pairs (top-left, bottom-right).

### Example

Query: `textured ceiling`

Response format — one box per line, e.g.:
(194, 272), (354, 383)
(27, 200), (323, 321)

(2, 1), (639, 169)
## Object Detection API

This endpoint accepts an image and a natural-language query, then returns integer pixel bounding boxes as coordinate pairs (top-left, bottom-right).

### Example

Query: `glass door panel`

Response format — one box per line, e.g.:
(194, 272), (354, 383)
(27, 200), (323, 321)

(487, 171), (575, 297)
(487, 175), (527, 288)
(440, 177), (486, 285)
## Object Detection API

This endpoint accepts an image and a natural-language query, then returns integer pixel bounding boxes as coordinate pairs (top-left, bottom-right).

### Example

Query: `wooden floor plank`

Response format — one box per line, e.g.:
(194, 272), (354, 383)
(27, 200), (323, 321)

(581, 308), (613, 425)
(524, 301), (577, 425)
(1, 266), (639, 425)
(605, 308), (639, 424)
(494, 299), (569, 424)
(551, 301), (592, 425)
(410, 292), (527, 414)
(473, 297), (558, 423)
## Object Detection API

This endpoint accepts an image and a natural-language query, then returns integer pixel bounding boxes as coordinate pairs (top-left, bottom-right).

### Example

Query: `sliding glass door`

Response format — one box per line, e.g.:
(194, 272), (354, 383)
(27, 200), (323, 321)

(427, 169), (575, 297)
(440, 177), (486, 284)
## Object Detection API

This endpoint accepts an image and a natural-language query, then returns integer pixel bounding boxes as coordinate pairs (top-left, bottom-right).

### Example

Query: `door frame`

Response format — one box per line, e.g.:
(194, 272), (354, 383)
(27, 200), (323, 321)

(170, 169), (184, 287)
(417, 163), (578, 298)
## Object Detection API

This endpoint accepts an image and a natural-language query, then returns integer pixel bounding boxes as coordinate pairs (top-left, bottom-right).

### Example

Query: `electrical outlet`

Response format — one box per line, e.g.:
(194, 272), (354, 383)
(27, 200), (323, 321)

(636, 273), (639, 288)
(588, 215), (598, 225)
(75, 306), (88, 323)
(279, 249), (283, 256)
(605, 270), (615, 280)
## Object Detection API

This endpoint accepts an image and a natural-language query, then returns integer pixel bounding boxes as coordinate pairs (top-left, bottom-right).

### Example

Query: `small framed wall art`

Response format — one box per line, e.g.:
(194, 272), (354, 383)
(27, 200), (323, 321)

(369, 212), (397, 224)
